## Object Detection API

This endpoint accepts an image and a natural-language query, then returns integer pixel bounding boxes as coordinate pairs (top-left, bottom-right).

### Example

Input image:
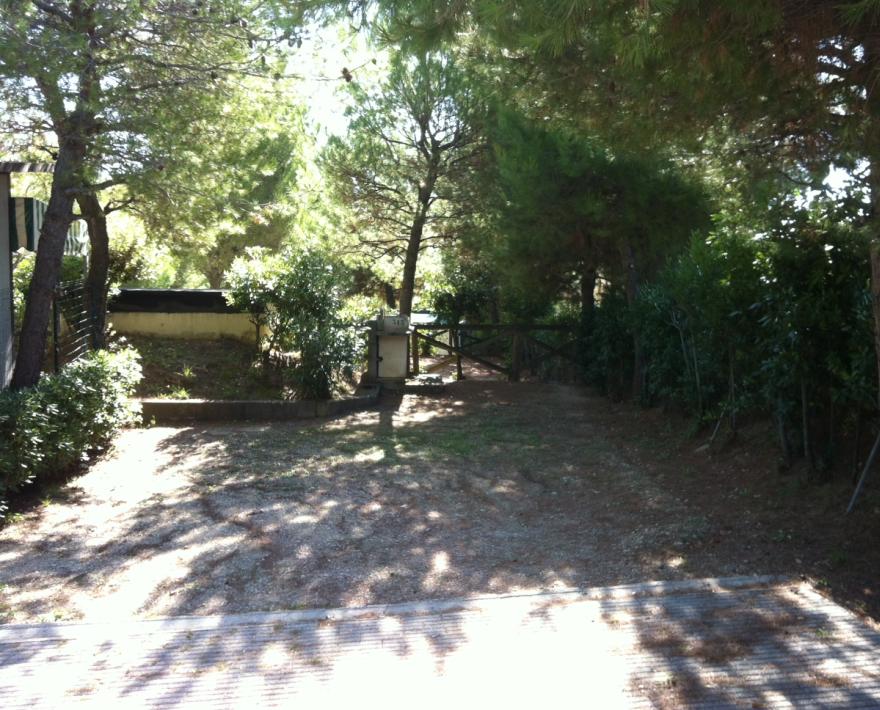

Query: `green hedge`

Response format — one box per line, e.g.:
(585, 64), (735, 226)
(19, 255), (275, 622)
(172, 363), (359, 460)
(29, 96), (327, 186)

(581, 212), (874, 474)
(0, 349), (142, 517)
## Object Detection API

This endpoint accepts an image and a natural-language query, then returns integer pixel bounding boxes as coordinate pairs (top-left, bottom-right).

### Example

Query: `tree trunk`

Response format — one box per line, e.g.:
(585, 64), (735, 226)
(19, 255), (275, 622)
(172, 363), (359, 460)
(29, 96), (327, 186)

(383, 282), (397, 309)
(867, 34), (880, 410)
(398, 169), (437, 316)
(871, 239), (880, 408)
(205, 268), (224, 289)
(576, 263), (597, 376)
(76, 192), (109, 349)
(580, 264), (597, 329)
(490, 298), (501, 324)
(622, 242), (643, 399)
(398, 214), (425, 317)
(11, 140), (84, 389)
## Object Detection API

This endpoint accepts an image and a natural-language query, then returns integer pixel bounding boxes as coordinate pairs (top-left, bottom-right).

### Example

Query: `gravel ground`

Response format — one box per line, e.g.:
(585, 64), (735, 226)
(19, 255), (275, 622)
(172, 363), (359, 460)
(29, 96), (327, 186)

(1, 378), (877, 624)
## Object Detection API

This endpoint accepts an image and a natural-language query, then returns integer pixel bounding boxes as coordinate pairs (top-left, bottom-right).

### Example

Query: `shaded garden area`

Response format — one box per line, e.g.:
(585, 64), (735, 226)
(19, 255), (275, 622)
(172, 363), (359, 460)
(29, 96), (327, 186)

(5, 2), (880, 546)
(1, 379), (877, 626)
(4, 13), (880, 707)
(128, 335), (285, 401)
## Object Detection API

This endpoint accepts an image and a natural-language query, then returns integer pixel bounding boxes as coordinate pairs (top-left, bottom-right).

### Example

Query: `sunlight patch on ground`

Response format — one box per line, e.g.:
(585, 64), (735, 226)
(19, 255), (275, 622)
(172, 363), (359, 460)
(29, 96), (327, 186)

(431, 551), (450, 575)
(353, 446), (385, 463)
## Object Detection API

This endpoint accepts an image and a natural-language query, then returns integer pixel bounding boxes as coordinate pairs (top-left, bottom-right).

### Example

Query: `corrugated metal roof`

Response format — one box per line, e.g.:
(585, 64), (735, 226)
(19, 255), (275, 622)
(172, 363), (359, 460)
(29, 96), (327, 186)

(0, 162), (54, 173)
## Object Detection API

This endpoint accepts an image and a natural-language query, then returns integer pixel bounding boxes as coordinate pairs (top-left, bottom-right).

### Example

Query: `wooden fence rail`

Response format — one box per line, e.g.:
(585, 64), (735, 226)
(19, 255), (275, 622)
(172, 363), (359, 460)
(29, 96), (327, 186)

(411, 323), (578, 382)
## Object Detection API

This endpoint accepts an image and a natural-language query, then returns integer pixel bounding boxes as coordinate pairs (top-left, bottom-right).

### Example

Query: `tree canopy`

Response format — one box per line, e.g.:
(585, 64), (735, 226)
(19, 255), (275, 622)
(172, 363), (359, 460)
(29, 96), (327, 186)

(321, 50), (484, 314)
(4, 1), (880, 486)
(1, 0), (296, 386)
(131, 82), (307, 287)
(489, 109), (710, 318)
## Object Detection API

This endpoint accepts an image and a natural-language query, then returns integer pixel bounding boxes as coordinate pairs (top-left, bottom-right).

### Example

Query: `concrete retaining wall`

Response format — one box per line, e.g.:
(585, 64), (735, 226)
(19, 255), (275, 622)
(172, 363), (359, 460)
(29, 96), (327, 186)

(109, 312), (259, 343)
(140, 386), (380, 423)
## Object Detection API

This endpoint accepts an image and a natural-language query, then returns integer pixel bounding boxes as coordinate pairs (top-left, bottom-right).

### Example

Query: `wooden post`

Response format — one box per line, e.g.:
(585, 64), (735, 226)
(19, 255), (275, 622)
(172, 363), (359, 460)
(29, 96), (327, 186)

(847, 429), (880, 513)
(510, 329), (522, 382)
(411, 329), (420, 376)
(452, 328), (464, 382)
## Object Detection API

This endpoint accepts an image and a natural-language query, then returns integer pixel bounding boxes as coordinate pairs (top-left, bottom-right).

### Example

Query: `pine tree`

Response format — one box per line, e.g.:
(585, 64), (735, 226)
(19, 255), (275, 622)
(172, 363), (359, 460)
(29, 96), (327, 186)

(321, 50), (484, 315)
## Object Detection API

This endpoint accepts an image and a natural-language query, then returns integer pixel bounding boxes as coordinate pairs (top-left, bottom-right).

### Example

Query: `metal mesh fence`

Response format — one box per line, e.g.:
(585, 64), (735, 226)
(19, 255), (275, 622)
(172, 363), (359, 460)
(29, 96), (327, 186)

(52, 280), (94, 371)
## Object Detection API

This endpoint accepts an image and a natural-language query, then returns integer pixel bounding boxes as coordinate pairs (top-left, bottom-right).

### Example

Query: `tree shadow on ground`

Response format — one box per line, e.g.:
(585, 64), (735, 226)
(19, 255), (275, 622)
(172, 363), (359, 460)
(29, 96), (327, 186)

(2, 380), (880, 705)
(594, 580), (880, 707)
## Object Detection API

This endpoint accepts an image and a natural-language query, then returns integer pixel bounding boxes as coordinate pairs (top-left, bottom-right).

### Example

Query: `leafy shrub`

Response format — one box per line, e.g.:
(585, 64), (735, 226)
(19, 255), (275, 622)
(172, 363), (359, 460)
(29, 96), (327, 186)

(581, 202), (875, 473)
(0, 348), (142, 517)
(583, 287), (634, 399)
(429, 260), (500, 325)
(13, 254), (88, 333)
(226, 248), (360, 400)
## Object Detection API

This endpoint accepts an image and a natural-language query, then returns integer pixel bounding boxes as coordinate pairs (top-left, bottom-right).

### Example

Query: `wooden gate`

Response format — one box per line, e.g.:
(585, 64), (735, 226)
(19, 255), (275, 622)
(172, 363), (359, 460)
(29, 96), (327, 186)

(410, 323), (578, 381)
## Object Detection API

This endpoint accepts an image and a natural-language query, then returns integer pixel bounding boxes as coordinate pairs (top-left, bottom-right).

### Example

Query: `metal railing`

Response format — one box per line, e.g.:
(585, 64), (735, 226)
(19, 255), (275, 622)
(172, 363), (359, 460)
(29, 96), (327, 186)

(51, 280), (95, 372)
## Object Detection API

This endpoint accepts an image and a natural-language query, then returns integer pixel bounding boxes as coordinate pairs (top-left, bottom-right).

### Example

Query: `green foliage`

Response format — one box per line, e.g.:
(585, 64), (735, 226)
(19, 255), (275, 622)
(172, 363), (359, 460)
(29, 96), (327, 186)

(1, 1), (297, 182)
(0, 349), (142, 517)
(224, 247), (280, 350)
(488, 109), (711, 319)
(11, 254), (34, 333)
(583, 287), (635, 398)
(226, 249), (360, 399)
(307, 4), (877, 479)
(321, 50), (485, 312)
(12, 254), (86, 331)
(133, 86), (307, 287)
(107, 228), (152, 290)
(583, 202), (874, 470)
(429, 258), (499, 324)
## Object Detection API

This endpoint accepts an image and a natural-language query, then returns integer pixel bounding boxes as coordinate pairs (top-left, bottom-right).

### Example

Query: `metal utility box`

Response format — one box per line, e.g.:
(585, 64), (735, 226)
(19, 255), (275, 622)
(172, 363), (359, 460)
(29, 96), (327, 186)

(365, 313), (411, 385)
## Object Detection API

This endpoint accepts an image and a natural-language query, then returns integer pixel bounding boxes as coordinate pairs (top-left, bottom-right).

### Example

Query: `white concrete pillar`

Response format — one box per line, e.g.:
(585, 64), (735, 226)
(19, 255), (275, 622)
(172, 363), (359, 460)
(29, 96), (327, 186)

(0, 172), (12, 388)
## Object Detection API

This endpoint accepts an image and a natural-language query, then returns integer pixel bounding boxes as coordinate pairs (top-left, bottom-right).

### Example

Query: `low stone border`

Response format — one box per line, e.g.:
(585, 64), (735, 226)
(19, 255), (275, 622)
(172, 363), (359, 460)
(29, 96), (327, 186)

(139, 385), (380, 423)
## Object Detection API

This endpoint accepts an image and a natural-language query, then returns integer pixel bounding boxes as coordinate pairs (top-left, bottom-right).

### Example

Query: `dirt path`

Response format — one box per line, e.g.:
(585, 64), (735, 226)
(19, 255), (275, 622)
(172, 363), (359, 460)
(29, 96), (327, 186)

(1, 380), (877, 624)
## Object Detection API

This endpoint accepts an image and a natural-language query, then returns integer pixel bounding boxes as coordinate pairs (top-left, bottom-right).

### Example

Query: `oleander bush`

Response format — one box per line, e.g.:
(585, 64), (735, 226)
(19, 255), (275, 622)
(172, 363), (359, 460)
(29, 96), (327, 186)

(0, 348), (142, 517)
(226, 248), (360, 400)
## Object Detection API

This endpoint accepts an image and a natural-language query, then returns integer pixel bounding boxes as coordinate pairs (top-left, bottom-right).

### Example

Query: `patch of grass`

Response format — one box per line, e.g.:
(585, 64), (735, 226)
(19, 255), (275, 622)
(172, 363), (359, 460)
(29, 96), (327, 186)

(678, 515), (712, 543)
(771, 529), (793, 544)
(126, 335), (283, 400)
(830, 548), (849, 568)
(38, 483), (66, 507)
(286, 411), (584, 471)
(158, 386), (191, 400)
(0, 584), (12, 621)
(681, 465), (700, 478)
